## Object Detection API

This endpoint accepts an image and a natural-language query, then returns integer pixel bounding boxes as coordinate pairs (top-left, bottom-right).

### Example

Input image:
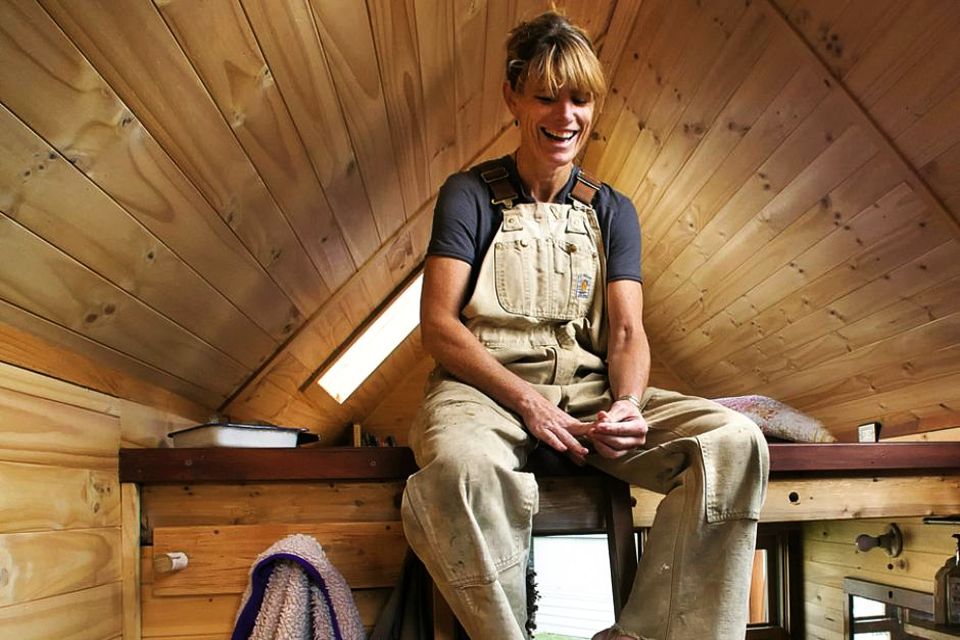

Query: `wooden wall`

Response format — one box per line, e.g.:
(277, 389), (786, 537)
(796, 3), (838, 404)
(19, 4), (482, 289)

(802, 517), (959, 640)
(802, 427), (960, 640)
(0, 362), (192, 638)
(139, 482), (405, 639)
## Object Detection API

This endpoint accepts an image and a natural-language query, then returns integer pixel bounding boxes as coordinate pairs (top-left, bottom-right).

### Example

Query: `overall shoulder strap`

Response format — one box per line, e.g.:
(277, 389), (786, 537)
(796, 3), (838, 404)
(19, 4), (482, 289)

(570, 169), (601, 208)
(476, 159), (519, 208)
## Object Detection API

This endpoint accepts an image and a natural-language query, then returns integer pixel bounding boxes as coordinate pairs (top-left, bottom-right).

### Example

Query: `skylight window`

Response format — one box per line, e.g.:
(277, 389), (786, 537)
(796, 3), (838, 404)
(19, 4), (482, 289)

(316, 273), (423, 403)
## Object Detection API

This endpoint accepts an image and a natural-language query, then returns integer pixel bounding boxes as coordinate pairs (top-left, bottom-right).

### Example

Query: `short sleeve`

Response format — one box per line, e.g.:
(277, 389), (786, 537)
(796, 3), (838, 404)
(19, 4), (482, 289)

(605, 190), (643, 283)
(426, 172), (482, 265)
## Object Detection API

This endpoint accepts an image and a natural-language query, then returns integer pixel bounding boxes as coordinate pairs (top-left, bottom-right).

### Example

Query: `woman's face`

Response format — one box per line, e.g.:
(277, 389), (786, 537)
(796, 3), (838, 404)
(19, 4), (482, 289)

(505, 80), (596, 170)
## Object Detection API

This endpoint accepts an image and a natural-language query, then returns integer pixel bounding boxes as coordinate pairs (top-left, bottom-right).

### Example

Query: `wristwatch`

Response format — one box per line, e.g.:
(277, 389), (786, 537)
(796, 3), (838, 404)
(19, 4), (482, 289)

(616, 393), (643, 411)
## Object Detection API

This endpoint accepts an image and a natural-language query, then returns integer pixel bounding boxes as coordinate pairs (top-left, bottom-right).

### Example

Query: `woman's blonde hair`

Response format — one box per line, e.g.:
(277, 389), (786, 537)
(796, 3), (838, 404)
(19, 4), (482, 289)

(505, 11), (607, 101)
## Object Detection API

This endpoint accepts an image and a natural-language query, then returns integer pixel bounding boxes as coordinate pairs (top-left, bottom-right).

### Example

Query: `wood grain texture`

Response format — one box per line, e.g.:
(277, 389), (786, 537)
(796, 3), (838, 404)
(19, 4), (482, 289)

(367, 0), (433, 215)
(633, 474), (960, 526)
(156, 0), (354, 290)
(0, 212), (247, 398)
(0, 461), (119, 534)
(140, 481), (404, 533)
(0, 581), (122, 640)
(0, 527), (120, 606)
(0, 105), (276, 371)
(0, 300), (215, 413)
(0, 0), (300, 344)
(802, 516), (960, 640)
(39, 0), (328, 315)
(308, 0), (407, 240)
(121, 484), (141, 640)
(151, 522), (405, 595)
(0, 385), (118, 469)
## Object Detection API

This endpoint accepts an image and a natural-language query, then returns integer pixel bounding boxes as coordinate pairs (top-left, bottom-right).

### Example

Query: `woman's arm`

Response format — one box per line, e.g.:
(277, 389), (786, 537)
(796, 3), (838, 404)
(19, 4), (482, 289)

(420, 255), (590, 458)
(588, 279), (651, 457)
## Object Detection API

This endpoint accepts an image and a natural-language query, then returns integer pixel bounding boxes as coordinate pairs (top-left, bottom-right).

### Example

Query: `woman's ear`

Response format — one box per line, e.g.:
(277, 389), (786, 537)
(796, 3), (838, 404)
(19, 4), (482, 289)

(502, 81), (518, 117)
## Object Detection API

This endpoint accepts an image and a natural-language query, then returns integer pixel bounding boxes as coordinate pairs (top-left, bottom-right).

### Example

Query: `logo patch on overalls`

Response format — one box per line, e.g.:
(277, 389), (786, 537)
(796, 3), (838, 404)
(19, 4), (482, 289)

(575, 273), (593, 299)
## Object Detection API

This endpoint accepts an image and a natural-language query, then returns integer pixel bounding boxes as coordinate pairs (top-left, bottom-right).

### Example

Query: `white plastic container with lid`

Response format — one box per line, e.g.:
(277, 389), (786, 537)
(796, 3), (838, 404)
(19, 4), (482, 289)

(168, 422), (312, 448)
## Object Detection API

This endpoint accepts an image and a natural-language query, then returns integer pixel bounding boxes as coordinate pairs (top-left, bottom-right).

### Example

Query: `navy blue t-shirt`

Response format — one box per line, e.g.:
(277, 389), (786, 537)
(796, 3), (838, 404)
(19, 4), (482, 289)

(427, 155), (642, 301)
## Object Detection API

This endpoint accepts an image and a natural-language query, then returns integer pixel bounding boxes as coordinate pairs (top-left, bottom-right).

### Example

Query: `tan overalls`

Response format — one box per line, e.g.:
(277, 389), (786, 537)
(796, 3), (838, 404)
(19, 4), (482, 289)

(401, 166), (769, 640)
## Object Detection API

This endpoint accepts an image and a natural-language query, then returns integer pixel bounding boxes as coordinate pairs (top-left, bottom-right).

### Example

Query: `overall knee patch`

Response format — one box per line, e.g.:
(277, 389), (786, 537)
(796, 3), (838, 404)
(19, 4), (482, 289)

(695, 419), (769, 523)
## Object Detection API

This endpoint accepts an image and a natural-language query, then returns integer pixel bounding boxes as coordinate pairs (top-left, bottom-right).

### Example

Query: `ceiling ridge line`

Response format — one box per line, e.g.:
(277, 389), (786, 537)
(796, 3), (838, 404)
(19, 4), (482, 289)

(761, 0), (960, 241)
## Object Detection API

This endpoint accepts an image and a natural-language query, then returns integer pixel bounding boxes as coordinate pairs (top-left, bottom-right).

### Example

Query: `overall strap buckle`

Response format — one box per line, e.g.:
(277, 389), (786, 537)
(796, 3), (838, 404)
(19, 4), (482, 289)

(570, 170), (601, 209)
(479, 164), (518, 208)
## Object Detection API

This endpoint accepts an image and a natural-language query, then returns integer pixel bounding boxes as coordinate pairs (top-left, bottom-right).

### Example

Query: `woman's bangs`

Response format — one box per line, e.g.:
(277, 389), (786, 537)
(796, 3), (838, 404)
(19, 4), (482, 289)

(530, 41), (606, 99)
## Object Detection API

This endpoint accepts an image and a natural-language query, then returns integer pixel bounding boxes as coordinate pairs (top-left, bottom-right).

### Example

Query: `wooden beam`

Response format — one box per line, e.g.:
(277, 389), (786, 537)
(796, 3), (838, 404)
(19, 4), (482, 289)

(119, 442), (960, 483)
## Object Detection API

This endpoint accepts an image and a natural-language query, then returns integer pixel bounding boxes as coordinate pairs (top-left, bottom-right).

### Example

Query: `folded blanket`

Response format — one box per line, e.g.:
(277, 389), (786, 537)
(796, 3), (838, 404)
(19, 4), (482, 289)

(233, 533), (365, 640)
(713, 394), (837, 443)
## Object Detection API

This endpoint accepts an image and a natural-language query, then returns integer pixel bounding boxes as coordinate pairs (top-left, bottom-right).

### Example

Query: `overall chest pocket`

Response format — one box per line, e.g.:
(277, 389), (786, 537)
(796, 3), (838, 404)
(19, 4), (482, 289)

(494, 232), (598, 320)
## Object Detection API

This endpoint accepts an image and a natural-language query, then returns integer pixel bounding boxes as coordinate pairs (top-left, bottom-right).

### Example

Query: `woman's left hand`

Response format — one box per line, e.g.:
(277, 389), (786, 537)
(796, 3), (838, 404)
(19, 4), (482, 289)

(587, 399), (649, 458)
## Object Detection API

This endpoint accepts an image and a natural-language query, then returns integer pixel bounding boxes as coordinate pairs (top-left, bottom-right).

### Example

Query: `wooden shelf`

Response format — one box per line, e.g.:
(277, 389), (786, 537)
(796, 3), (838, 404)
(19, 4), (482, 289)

(119, 442), (960, 483)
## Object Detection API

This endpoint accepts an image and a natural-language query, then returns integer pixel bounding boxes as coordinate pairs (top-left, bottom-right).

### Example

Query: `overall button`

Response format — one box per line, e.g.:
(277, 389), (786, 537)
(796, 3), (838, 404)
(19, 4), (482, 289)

(519, 238), (529, 247)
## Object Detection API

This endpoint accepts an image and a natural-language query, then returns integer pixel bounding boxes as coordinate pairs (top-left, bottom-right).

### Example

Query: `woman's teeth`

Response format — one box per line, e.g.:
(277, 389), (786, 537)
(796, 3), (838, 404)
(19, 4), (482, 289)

(542, 127), (577, 142)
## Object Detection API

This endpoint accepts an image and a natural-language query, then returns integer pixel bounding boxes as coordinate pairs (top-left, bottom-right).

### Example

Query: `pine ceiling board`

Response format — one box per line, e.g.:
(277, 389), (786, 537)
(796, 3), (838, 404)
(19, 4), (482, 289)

(763, 301), (960, 410)
(691, 222), (948, 394)
(775, 0), (852, 48)
(555, 0), (616, 43)
(477, 0), (518, 150)
(640, 66), (832, 288)
(413, 0), (460, 189)
(861, 18), (960, 143)
(642, 89), (854, 315)
(367, 0), (433, 218)
(583, 0), (681, 178)
(0, 106), (275, 371)
(655, 142), (894, 348)
(308, 0), (407, 241)
(238, 0), (380, 268)
(638, 37), (801, 248)
(643, 96), (866, 335)
(615, 0), (761, 202)
(697, 184), (930, 377)
(895, 83), (960, 170)
(921, 140), (960, 218)
(767, 0), (960, 239)
(0, 0), (300, 344)
(0, 214), (246, 398)
(453, 0), (487, 168)
(744, 295), (960, 401)
(694, 237), (959, 394)
(671, 176), (932, 372)
(633, 5), (788, 230)
(606, 0), (734, 194)
(37, 0), (327, 318)
(786, 0), (903, 82)
(843, 2), (959, 109)
(0, 301), (217, 412)
(155, 0), (354, 291)
(807, 370), (960, 439)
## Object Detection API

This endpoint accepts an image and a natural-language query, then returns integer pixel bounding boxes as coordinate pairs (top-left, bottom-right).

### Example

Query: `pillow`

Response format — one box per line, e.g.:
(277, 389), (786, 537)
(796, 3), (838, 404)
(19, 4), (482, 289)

(712, 394), (837, 443)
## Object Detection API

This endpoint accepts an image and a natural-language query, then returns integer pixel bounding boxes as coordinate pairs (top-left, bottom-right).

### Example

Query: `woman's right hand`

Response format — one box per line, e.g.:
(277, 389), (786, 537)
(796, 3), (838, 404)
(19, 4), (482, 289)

(518, 393), (591, 461)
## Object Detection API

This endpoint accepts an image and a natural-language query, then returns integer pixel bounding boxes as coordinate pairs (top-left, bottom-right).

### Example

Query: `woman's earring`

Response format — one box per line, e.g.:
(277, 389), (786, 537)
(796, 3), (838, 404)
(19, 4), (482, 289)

(514, 119), (519, 127)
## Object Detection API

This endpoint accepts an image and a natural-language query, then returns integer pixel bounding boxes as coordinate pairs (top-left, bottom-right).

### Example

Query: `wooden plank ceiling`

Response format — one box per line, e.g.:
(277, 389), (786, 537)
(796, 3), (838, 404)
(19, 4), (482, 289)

(0, 0), (958, 443)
